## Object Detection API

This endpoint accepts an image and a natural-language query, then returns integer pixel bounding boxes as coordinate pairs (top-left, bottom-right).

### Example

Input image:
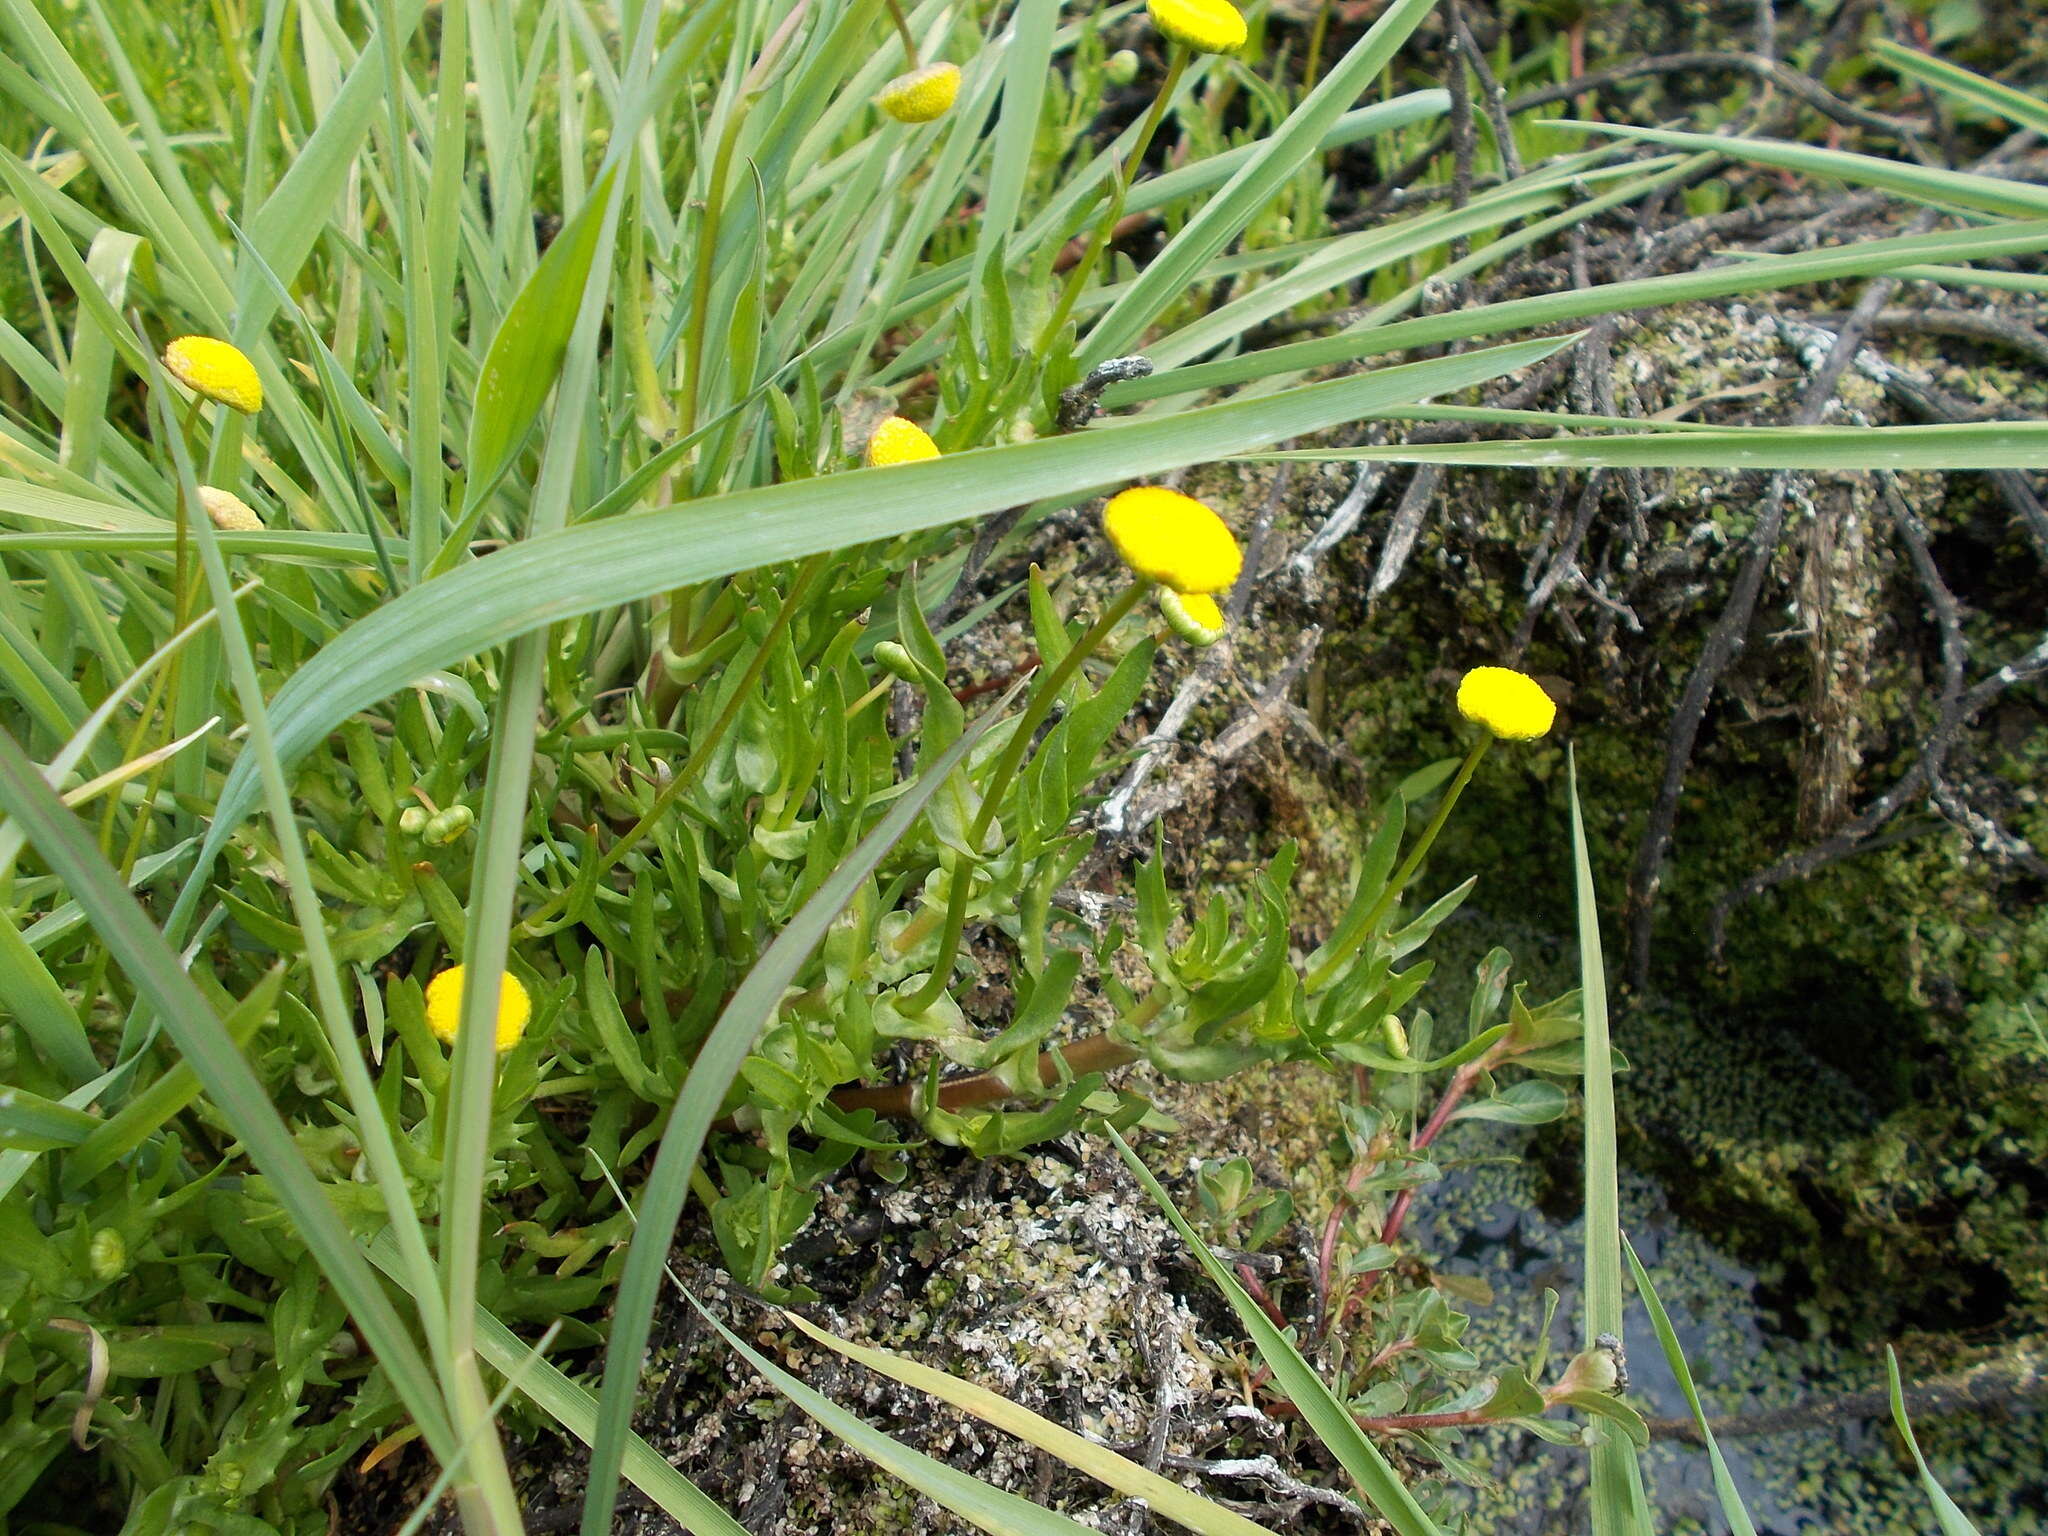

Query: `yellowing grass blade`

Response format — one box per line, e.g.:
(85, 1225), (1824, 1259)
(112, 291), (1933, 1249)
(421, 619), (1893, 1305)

(783, 1310), (1278, 1536)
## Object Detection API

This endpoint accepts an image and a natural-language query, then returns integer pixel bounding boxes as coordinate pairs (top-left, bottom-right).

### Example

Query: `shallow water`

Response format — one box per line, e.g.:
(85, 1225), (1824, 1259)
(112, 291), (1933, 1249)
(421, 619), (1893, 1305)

(1405, 1148), (2046, 1534)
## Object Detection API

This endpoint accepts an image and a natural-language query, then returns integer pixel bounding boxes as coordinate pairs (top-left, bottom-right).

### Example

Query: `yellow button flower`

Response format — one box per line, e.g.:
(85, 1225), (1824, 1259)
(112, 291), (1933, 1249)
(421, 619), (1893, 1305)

(163, 335), (263, 414)
(424, 965), (532, 1053)
(1157, 587), (1225, 646)
(198, 486), (263, 532)
(1146, 0), (1247, 54)
(865, 415), (941, 466)
(1102, 486), (1241, 595)
(1456, 667), (1557, 742)
(876, 62), (960, 124)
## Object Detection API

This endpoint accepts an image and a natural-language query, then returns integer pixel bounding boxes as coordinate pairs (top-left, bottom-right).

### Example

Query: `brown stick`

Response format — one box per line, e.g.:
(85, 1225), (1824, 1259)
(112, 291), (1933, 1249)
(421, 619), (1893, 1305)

(829, 1031), (1140, 1119)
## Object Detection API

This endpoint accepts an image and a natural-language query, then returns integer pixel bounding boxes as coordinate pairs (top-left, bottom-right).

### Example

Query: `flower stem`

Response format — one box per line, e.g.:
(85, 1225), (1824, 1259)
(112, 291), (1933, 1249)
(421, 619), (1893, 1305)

(1303, 734), (1491, 992)
(1036, 47), (1188, 354)
(879, 0), (918, 66)
(898, 581), (1147, 1015)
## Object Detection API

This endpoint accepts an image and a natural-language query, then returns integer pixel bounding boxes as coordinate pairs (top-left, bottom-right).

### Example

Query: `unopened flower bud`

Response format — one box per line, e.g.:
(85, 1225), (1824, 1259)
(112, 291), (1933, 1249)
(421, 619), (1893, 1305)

(423, 805), (474, 845)
(1380, 1016), (1410, 1059)
(397, 806), (431, 836)
(89, 1228), (127, 1281)
(1105, 49), (1140, 86)
(873, 641), (923, 683)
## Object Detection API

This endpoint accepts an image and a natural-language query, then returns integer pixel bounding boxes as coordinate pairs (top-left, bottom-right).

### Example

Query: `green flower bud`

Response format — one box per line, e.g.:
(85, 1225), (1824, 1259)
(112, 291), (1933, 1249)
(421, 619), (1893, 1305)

(89, 1228), (127, 1281)
(1380, 1016), (1410, 1059)
(873, 640), (923, 684)
(397, 805), (431, 836)
(423, 805), (474, 845)
(1105, 48), (1140, 86)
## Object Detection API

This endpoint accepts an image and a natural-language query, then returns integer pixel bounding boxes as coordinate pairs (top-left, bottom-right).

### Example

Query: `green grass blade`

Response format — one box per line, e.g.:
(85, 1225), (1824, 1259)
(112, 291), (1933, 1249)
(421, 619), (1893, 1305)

(1109, 220), (2048, 400)
(1870, 38), (2048, 138)
(363, 1231), (749, 1536)
(784, 1311), (1277, 1536)
(0, 727), (460, 1465)
(1887, 1348), (1984, 1536)
(1568, 749), (1651, 1533)
(975, 0), (1058, 286)
(579, 689), (1021, 1536)
(1623, 1237), (1758, 1536)
(463, 160), (622, 506)
(1248, 419), (2048, 470)
(186, 333), (1573, 884)
(1544, 120), (2048, 219)
(0, 906), (100, 1082)
(64, 967), (284, 1187)
(1108, 1128), (1442, 1535)
(1081, 0), (1440, 366)
(685, 1288), (1109, 1536)
(0, 1081), (101, 1151)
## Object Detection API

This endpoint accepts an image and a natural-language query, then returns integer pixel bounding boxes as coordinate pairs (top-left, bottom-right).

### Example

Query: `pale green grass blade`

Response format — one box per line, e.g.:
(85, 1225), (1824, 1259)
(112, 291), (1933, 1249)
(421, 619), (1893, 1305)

(1249, 419), (2048, 470)
(580, 692), (1020, 1536)
(464, 162), (623, 504)
(784, 1311), (1277, 1536)
(56, 229), (149, 480)
(974, 0), (1057, 285)
(1082, 0), (1440, 365)
(1568, 750), (1651, 1533)
(1887, 263), (2048, 294)
(0, 1081), (100, 1151)
(0, 908), (99, 1082)
(364, 1231), (749, 1536)
(686, 1288), (1109, 1536)
(1623, 1236), (1758, 1536)
(1887, 1349), (1984, 1536)
(0, 728), (460, 1465)
(0, 529), (390, 564)
(0, 0), (234, 318)
(190, 333), (1575, 878)
(1543, 120), (2048, 219)
(1108, 1128), (1441, 1535)
(65, 968), (284, 1187)
(1111, 220), (2048, 400)
(1870, 40), (2048, 140)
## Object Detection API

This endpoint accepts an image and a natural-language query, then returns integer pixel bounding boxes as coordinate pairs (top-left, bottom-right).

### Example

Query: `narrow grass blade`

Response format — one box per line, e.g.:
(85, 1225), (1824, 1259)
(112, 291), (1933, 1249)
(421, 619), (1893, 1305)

(1082, 0), (1440, 366)
(364, 1231), (749, 1536)
(1870, 38), (2048, 139)
(1107, 1128), (1442, 1536)
(1248, 420), (2048, 471)
(0, 727), (460, 1464)
(465, 162), (623, 503)
(975, 0), (1058, 285)
(1544, 120), (2048, 219)
(1110, 220), (2048, 400)
(580, 687), (1022, 1536)
(0, 1082), (100, 1151)
(64, 967), (283, 1188)
(0, 907), (99, 1082)
(682, 1287), (1107, 1536)
(784, 1311), (1276, 1536)
(1568, 750), (1651, 1534)
(1623, 1236), (1758, 1536)
(1887, 1348), (1984, 1536)
(191, 333), (1575, 880)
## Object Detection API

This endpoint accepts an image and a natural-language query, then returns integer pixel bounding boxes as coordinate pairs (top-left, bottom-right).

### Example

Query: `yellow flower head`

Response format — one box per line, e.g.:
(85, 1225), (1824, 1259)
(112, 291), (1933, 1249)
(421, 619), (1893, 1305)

(424, 965), (531, 1053)
(1146, 0), (1247, 54)
(197, 485), (263, 532)
(1157, 587), (1225, 647)
(876, 62), (961, 124)
(1456, 666), (1557, 742)
(865, 415), (941, 466)
(1102, 486), (1241, 595)
(163, 335), (262, 414)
